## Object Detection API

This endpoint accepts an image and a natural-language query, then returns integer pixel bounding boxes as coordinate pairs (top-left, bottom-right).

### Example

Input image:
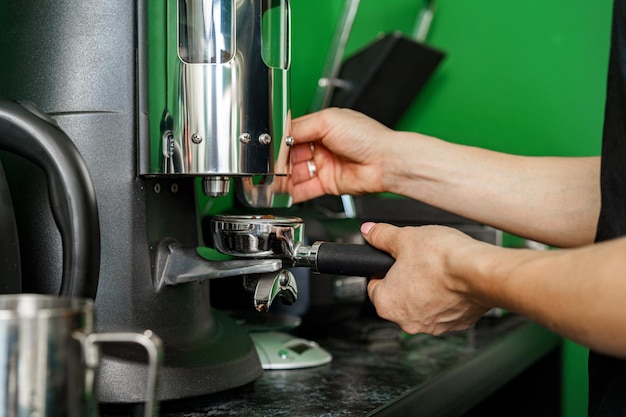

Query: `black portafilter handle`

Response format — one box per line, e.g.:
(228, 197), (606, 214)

(298, 242), (395, 278)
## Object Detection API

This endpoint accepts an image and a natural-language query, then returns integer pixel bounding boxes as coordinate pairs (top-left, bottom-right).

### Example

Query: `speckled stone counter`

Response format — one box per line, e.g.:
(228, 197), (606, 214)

(103, 313), (560, 417)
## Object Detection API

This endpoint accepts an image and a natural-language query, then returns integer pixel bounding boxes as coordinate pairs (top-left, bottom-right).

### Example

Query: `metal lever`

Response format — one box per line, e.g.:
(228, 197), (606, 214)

(252, 270), (298, 312)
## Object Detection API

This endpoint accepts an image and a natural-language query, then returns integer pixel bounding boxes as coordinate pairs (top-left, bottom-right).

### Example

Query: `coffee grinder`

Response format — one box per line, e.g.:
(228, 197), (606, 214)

(0, 0), (294, 402)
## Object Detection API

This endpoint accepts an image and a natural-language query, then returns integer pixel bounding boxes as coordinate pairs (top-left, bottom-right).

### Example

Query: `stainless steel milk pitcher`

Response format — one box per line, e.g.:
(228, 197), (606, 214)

(0, 294), (162, 417)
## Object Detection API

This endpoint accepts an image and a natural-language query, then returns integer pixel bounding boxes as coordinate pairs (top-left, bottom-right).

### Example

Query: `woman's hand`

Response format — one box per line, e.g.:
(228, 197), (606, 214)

(289, 108), (395, 203)
(362, 222), (492, 335)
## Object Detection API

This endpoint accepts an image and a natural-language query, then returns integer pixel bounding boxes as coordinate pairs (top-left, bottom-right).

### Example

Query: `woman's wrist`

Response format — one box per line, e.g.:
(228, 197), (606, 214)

(381, 132), (446, 198)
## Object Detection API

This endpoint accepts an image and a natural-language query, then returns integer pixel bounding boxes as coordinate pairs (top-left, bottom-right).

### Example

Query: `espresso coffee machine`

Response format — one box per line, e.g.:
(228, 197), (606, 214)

(0, 0), (294, 403)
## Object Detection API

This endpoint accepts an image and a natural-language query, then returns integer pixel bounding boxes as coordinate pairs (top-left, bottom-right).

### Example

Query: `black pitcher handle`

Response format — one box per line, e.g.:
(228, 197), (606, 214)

(0, 99), (100, 299)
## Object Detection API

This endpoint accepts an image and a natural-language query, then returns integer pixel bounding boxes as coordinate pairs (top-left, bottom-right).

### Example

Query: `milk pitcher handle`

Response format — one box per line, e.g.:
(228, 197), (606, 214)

(82, 330), (163, 417)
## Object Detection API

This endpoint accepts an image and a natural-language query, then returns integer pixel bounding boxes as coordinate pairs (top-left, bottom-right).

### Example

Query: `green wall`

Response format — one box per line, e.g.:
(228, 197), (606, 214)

(291, 0), (611, 156)
(290, 1), (613, 416)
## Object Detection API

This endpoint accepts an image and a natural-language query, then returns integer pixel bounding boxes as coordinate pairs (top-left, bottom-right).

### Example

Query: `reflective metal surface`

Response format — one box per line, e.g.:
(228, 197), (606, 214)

(253, 269), (298, 312)
(156, 239), (283, 286)
(211, 214), (304, 258)
(152, 0), (292, 205)
(0, 294), (162, 417)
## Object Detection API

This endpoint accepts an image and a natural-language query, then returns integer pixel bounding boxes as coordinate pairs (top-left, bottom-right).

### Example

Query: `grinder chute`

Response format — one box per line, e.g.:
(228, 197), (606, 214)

(145, 0), (293, 207)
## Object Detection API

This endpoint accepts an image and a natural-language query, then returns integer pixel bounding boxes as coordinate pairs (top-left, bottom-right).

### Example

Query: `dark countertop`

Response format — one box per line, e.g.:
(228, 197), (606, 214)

(131, 313), (560, 417)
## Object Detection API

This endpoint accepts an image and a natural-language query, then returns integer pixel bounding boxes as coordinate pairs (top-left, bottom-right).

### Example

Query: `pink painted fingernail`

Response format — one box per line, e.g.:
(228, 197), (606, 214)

(361, 222), (375, 235)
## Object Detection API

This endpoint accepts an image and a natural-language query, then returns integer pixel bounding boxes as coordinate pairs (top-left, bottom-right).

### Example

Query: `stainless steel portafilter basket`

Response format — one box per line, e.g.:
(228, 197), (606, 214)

(210, 215), (394, 278)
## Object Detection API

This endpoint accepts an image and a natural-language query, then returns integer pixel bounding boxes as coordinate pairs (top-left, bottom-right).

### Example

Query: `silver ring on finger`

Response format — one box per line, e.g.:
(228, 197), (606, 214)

(306, 159), (317, 179)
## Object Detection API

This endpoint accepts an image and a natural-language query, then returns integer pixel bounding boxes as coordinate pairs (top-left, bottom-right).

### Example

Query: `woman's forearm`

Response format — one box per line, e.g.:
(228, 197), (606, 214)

(384, 133), (601, 247)
(459, 236), (626, 358)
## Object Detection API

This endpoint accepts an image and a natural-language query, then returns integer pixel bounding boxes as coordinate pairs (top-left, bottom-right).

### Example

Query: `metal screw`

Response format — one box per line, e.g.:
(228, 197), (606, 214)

(171, 183), (179, 193)
(259, 133), (272, 145)
(153, 183), (161, 194)
(285, 136), (294, 146)
(163, 131), (174, 157)
(239, 133), (252, 144)
(191, 133), (203, 144)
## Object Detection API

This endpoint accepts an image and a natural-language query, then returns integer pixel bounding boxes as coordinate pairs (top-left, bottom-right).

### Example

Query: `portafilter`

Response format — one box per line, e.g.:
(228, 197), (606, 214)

(210, 215), (394, 278)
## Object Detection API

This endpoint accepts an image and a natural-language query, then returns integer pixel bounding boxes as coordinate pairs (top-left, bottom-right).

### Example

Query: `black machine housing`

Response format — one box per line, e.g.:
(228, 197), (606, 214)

(0, 0), (262, 402)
